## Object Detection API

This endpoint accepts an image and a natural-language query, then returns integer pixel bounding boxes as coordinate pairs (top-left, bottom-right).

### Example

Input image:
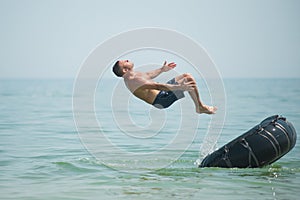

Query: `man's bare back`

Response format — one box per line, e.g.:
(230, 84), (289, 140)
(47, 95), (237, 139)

(112, 60), (217, 114)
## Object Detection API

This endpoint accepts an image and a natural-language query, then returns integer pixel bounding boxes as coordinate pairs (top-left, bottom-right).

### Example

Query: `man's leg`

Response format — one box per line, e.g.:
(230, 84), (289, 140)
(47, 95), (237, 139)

(175, 73), (217, 114)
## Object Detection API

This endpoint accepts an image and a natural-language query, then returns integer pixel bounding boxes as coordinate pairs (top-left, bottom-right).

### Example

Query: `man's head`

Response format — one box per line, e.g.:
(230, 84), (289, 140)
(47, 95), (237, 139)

(112, 60), (134, 77)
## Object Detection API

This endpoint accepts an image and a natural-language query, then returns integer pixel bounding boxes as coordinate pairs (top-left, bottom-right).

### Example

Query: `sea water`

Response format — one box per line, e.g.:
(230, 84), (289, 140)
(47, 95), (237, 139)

(0, 78), (299, 200)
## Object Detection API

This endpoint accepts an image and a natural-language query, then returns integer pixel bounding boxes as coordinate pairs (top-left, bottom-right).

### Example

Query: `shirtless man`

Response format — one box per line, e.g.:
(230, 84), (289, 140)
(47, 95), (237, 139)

(112, 60), (217, 114)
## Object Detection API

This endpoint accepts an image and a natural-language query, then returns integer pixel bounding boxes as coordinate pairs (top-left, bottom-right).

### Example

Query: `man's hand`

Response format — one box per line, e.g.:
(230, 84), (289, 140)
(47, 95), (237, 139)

(179, 79), (196, 91)
(162, 61), (176, 72)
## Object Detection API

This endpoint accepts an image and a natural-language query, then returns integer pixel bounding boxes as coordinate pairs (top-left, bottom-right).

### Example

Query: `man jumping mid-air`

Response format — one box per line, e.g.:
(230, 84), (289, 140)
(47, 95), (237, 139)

(112, 60), (217, 114)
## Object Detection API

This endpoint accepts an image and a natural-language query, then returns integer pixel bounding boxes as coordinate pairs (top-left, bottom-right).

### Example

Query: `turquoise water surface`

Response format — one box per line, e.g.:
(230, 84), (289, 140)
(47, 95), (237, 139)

(0, 78), (299, 199)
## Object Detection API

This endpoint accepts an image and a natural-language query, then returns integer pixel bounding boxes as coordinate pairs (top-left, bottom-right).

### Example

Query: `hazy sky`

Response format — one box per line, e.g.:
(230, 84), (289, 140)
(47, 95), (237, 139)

(0, 0), (299, 78)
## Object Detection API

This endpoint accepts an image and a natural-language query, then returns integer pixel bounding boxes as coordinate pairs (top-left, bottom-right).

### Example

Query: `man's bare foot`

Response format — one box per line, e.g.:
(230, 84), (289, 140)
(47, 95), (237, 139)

(196, 105), (217, 114)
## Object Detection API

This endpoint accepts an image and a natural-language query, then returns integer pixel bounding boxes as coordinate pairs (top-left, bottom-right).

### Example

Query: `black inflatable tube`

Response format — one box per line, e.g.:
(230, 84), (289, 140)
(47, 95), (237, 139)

(199, 115), (297, 168)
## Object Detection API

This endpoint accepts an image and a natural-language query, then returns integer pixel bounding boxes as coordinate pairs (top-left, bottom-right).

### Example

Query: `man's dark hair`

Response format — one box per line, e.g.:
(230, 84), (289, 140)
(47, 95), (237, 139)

(112, 61), (123, 77)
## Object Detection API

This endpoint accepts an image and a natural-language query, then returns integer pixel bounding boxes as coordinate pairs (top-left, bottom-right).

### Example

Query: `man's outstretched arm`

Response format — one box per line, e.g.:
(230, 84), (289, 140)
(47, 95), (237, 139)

(140, 80), (195, 92)
(146, 61), (176, 79)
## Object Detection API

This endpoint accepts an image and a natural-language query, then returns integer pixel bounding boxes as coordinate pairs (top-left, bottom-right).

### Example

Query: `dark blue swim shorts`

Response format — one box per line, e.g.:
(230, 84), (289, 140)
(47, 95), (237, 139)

(152, 78), (185, 109)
